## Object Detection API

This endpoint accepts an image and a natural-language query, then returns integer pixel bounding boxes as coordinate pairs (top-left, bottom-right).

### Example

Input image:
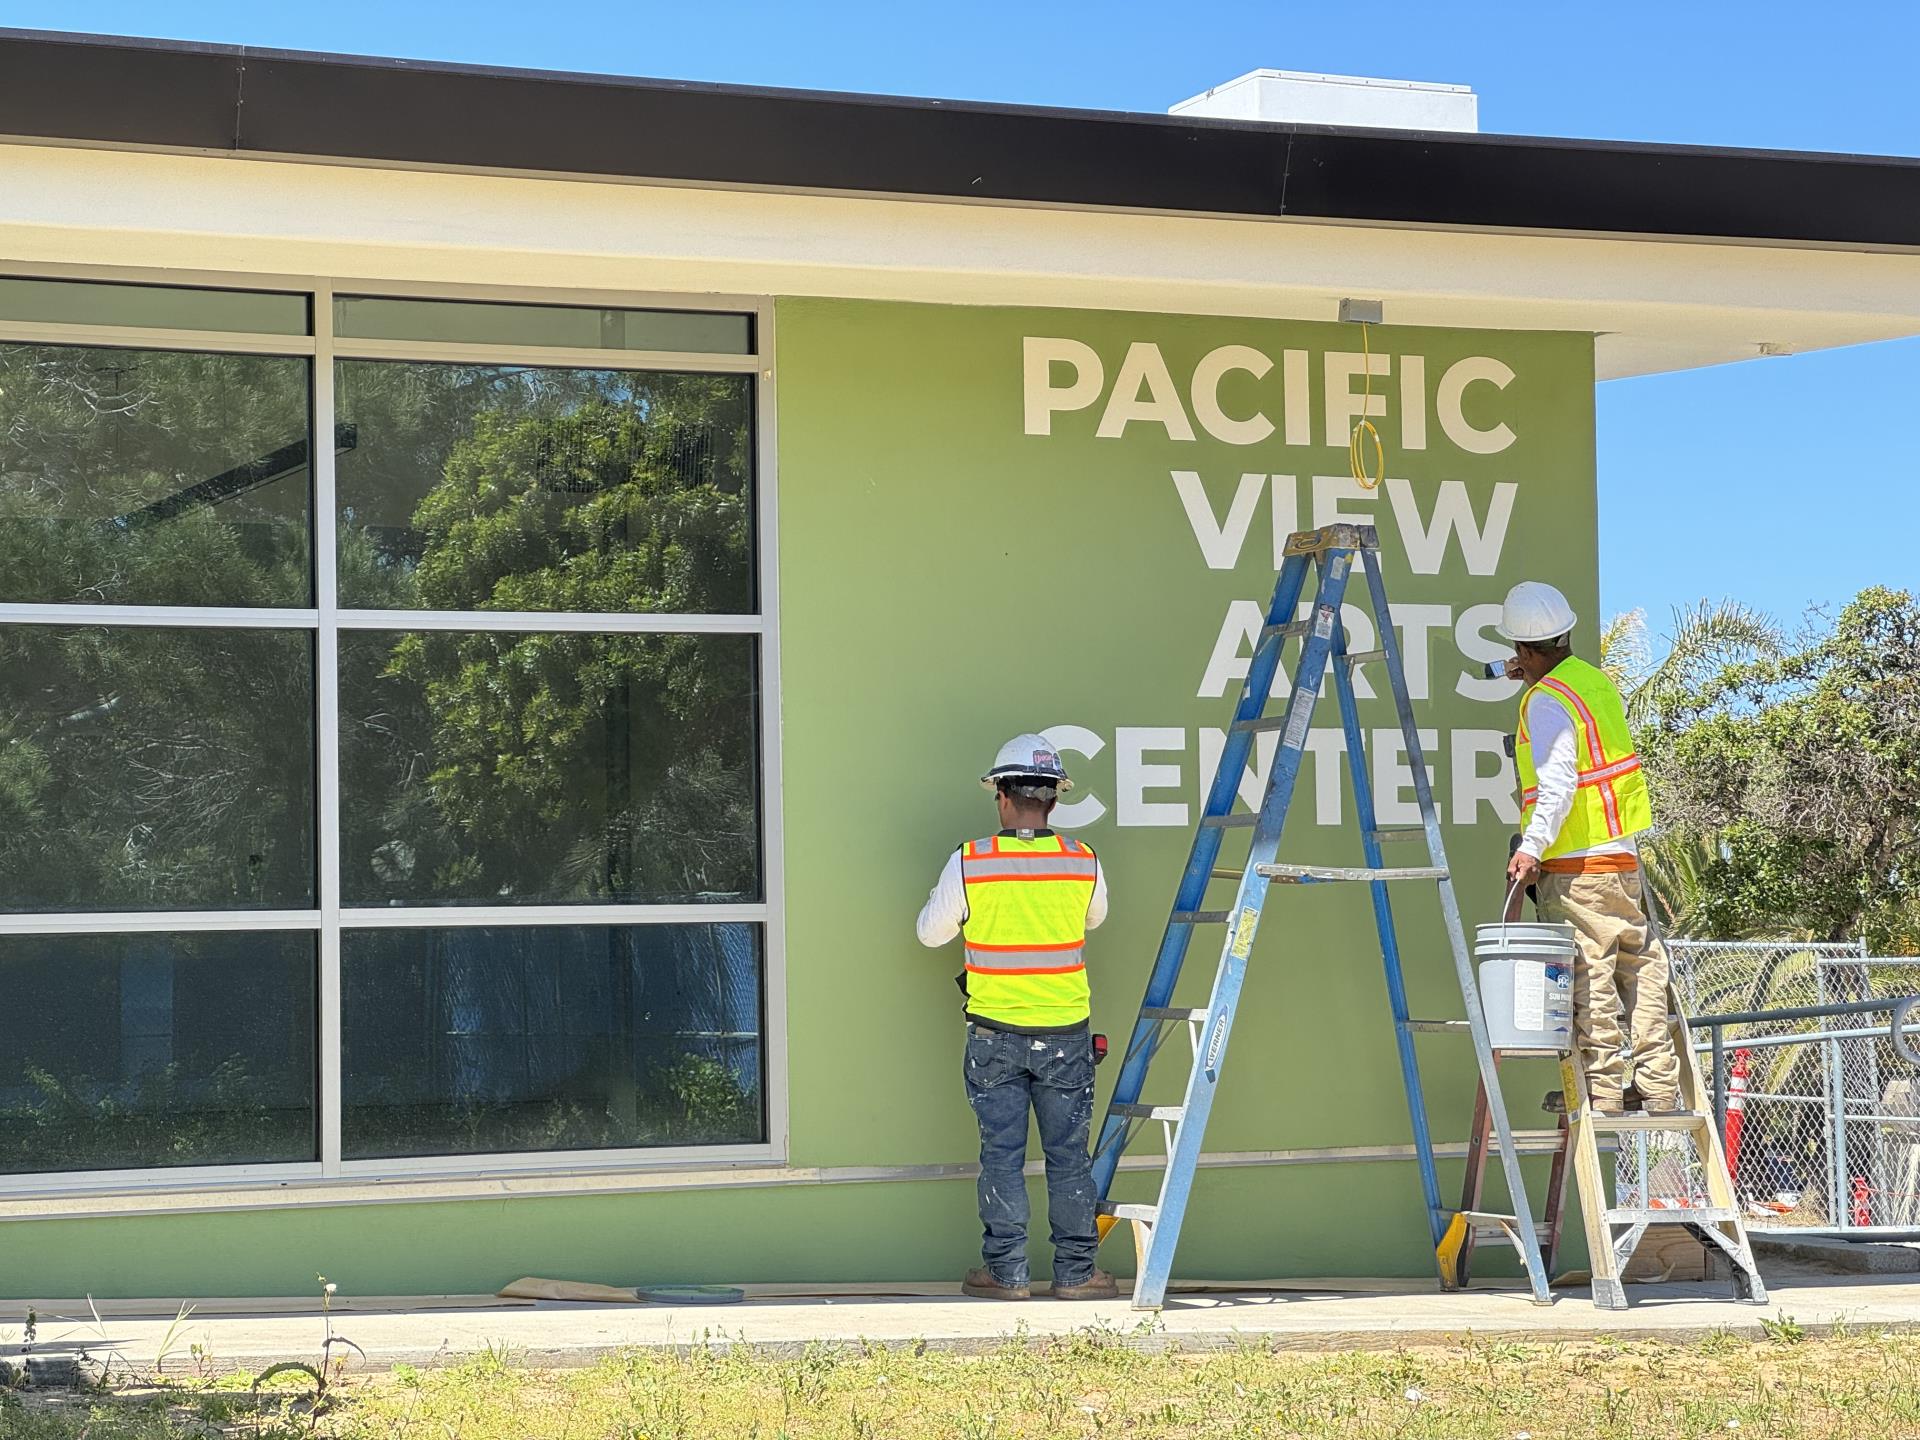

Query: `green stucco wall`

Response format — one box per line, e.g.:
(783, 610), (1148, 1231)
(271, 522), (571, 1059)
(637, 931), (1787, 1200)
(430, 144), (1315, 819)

(0, 298), (1595, 1298)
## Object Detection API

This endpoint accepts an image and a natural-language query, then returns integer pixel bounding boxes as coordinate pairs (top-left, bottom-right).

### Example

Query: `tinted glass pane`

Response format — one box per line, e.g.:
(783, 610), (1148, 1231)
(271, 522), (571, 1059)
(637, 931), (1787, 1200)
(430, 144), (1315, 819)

(334, 297), (751, 354)
(0, 344), (313, 606)
(342, 924), (764, 1158)
(340, 630), (757, 906)
(0, 278), (308, 336)
(0, 931), (316, 1173)
(335, 362), (753, 612)
(0, 626), (317, 912)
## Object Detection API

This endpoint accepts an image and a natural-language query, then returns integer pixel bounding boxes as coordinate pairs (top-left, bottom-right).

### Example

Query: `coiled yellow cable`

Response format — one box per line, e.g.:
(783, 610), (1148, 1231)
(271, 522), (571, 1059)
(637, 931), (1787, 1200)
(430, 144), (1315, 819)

(1349, 321), (1385, 491)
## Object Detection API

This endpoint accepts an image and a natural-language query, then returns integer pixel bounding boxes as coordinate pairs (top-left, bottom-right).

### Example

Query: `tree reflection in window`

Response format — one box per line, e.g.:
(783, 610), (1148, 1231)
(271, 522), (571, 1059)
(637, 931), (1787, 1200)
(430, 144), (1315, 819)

(338, 369), (759, 906)
(0, 343), (312, 607)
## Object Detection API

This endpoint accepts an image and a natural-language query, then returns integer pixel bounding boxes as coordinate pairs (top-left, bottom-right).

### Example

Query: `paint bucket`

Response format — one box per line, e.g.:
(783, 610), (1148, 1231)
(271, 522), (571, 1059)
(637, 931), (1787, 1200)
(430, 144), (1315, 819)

(1474, 920), (1576, 1051)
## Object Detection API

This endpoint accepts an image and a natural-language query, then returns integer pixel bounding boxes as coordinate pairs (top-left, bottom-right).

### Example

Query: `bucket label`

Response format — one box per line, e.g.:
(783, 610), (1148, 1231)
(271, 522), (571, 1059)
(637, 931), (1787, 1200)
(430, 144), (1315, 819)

(1513, 960), (1547, 1032)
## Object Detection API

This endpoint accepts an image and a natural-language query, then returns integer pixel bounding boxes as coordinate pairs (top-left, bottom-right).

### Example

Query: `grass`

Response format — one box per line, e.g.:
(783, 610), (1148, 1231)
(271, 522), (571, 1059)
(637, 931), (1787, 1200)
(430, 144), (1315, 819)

(9, 1328), (1920, 1438)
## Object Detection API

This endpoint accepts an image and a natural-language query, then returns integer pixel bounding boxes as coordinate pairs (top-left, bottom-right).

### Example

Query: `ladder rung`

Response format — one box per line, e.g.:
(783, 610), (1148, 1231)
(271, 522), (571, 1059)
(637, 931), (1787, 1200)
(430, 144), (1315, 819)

(1110, 1103), (1186, 1121)
(1098, 1202), (1160, 1222)
(1404, 1018), (1469, 1033)
(1228, 714), (1293, 736)
(1604, 1206), (1740, 1226)
(1448, 1210), (1553, 1240)
(1256, 863), (1449, 884)
(1589, 1111), (1710, 1132)
(1171, 909), (1232, 925)
(1210, 866), (1244, 880)
(1370, 825), (1426, 843)
(1201, 813), (1259, 829)
(1342, 648), (1386, 666)
(1141, 1007), (1209, 1022)
(1260, 620), (1311, 644)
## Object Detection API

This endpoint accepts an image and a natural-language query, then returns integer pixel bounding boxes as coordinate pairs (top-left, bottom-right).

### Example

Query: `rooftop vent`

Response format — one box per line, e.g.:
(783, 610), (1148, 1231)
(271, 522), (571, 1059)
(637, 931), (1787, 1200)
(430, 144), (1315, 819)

(1170, 68), (1478, 133)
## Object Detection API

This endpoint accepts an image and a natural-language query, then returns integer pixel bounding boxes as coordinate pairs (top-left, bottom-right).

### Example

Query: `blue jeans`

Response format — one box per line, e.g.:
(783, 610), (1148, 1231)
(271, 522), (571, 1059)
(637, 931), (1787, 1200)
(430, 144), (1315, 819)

(964, 1023), (1099, 1288)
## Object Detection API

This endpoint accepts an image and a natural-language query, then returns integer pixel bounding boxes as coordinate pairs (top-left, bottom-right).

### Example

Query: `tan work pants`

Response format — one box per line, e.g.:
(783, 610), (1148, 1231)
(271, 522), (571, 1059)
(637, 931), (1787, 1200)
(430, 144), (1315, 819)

(1536, 869), (1680, 1105)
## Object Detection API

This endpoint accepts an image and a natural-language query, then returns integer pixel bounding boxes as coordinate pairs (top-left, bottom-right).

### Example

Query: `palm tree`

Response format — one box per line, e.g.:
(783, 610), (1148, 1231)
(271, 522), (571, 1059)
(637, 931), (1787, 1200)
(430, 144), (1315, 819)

(1602, 600), (1782, 941)
(1621, 600), (1780, 729)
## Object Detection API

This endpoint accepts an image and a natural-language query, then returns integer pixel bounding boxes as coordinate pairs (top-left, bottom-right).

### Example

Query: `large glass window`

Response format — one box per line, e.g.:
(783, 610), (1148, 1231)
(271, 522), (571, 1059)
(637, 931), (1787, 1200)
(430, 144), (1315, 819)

(341, 924), (763, 1159)
(0, 344), (313, 607)
(340, 630), (758, 907)
(0, 278), (770, 1183)
(0, 932), (317, 1174)
(335, 363), (754, 613)
(0, 626), (317, 912)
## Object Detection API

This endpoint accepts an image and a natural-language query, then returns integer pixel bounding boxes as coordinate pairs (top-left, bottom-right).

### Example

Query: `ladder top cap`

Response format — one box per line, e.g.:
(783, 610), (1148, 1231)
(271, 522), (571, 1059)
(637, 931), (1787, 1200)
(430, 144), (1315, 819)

(1283, 523), (1380, 556)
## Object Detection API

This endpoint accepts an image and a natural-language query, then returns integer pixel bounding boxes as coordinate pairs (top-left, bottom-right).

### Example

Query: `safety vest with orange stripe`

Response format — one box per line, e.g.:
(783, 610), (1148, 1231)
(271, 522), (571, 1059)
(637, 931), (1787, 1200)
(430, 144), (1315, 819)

(959, 833), (1098, 1030)
(1516, 656), (1653, 859)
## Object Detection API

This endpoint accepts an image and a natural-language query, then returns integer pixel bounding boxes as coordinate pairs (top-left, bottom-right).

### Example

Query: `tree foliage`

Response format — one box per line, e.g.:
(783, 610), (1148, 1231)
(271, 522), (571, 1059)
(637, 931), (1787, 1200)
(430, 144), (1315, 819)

(0, 341), (764, 1163)
(1637, 588), (1920, 950)
(341, 379), (758, 905)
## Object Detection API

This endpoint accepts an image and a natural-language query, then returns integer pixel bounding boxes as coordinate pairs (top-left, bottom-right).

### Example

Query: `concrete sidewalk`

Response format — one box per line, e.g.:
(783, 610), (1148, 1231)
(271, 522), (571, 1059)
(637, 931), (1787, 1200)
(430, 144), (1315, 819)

(10, 1272), (1920, 1374)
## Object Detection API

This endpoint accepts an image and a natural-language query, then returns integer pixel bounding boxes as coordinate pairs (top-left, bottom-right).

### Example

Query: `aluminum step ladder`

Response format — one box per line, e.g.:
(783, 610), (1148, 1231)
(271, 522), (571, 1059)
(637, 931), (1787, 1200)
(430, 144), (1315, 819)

(1089, 522), (1553, 1310)
(1452, 978), (1769, 1310)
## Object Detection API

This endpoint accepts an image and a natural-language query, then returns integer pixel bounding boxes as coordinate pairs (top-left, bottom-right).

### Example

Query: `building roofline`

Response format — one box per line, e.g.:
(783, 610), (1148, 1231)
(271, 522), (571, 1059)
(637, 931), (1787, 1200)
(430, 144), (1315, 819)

(3, 27), (1918, 248)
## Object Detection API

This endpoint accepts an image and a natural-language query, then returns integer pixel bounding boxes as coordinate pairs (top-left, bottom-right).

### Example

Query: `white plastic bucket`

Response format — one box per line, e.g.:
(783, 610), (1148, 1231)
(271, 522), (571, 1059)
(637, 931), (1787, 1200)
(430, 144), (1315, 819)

(1475, 920), (1577, 1051)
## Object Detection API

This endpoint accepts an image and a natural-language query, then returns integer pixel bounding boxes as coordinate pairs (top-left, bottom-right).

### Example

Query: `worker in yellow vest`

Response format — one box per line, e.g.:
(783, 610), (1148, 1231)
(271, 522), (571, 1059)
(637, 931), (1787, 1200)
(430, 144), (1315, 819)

(1500, 582), (1682, 1115)
(916, 734), (1119, 1302)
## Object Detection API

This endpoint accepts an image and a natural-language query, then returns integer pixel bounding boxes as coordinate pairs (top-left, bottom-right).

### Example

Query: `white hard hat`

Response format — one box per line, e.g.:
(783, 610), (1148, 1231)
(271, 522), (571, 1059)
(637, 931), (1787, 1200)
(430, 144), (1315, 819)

(981, 733), (1074, 792)
(1497, 581), (1578, 643)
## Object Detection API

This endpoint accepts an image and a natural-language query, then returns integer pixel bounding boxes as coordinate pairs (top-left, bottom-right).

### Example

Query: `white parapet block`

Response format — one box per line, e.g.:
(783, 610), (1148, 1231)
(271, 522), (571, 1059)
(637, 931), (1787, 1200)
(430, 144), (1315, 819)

(1171, 69), (1479, 133)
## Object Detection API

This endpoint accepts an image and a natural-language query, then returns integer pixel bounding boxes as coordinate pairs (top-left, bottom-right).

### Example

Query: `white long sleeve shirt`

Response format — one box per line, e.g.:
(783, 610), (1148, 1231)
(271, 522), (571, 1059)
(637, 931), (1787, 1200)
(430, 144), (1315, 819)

(1518, 690), (1636, 862)
(915, 833), (1110, 946)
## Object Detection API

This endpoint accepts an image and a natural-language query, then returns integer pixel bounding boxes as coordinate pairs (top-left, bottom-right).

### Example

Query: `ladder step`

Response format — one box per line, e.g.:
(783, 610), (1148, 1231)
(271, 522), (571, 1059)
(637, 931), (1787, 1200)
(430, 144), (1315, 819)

(1342, 648), (1386, 666)
(1449, 1210), (1552, 1239)
(1210, 866), (1244, 880)
(1201, 813), (1259, 829)
(1110, 1103), (1186, 1121)
(1406, 1017), (1561, 1056)
(1171, 909), (1232, 925)
(1260, 620), (1311, 645)
(1228, 714), (1293, 736)
(1589, 1111), (1711, 1133)
(1098, 1202), (1160, 1223)
(1256, 863), (1449, 884)
(1370, 825), (1426, 844)
(1141, 1007), (1209, 1022)
(1604, 1206), (1741, 1226)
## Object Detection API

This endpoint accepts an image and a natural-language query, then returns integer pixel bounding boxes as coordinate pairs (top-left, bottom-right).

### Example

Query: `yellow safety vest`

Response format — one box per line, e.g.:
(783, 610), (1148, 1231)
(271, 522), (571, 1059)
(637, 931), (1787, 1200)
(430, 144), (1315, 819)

(1516, 656), (1653, 858)
(959, 833), (1098, 1030)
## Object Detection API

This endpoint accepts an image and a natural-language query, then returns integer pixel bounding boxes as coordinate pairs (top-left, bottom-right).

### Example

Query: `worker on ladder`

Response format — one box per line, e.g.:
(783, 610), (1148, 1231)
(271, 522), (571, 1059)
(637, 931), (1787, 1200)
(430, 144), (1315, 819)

(1499, 583), (1684, 1117)
(915, 735), (1119, 1302)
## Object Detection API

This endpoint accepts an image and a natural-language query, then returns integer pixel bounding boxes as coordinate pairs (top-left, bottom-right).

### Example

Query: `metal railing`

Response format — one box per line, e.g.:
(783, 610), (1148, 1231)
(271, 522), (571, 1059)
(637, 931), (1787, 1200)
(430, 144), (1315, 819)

(1686, 983), (1920, 1237)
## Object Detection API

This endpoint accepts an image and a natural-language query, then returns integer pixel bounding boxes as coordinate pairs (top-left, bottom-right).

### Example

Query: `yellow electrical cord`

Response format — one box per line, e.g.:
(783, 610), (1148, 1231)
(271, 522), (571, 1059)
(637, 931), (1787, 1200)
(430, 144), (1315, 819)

(1349, 321), (1385, 491)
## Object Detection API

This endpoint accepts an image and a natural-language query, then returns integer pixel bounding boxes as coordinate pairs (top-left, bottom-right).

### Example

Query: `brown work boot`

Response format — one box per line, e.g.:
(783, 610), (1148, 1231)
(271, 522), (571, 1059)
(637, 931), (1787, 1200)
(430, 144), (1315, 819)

(1050, 1269), (1119, 1301)
(1589, 1094), (1627, 1116)
(961, 1267), (1030, 1300)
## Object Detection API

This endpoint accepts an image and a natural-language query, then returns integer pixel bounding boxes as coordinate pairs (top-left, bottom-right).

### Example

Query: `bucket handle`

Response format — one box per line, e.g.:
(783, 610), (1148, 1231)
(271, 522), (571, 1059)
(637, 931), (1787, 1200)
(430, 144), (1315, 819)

(1498, 876), (1525, 935)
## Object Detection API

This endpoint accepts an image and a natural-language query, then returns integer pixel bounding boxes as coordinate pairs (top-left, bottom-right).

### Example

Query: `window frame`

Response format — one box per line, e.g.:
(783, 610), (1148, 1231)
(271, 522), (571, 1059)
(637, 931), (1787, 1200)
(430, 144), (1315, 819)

(0, 267), (786, 1195)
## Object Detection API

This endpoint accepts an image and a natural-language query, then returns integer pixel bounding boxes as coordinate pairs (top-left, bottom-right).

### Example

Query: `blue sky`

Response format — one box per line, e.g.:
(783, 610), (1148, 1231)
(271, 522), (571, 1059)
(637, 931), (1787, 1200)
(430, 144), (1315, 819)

(9, 0), (1915, 634)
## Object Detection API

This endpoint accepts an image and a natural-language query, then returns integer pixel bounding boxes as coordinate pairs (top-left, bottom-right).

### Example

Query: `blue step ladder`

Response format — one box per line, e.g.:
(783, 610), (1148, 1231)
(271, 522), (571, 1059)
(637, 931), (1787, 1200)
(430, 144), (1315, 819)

(1090, 522), (1554, 1310)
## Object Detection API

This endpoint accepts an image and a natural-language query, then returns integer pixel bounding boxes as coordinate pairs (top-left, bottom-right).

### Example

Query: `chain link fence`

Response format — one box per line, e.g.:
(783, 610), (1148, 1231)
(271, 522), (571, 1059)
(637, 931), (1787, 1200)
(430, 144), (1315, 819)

(1663, 940), (1920, 1234)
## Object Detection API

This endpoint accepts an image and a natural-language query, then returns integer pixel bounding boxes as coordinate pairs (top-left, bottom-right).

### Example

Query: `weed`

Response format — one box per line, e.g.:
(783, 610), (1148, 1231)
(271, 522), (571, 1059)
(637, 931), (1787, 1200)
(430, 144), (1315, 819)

(1761, 1312), (1807, 1345)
